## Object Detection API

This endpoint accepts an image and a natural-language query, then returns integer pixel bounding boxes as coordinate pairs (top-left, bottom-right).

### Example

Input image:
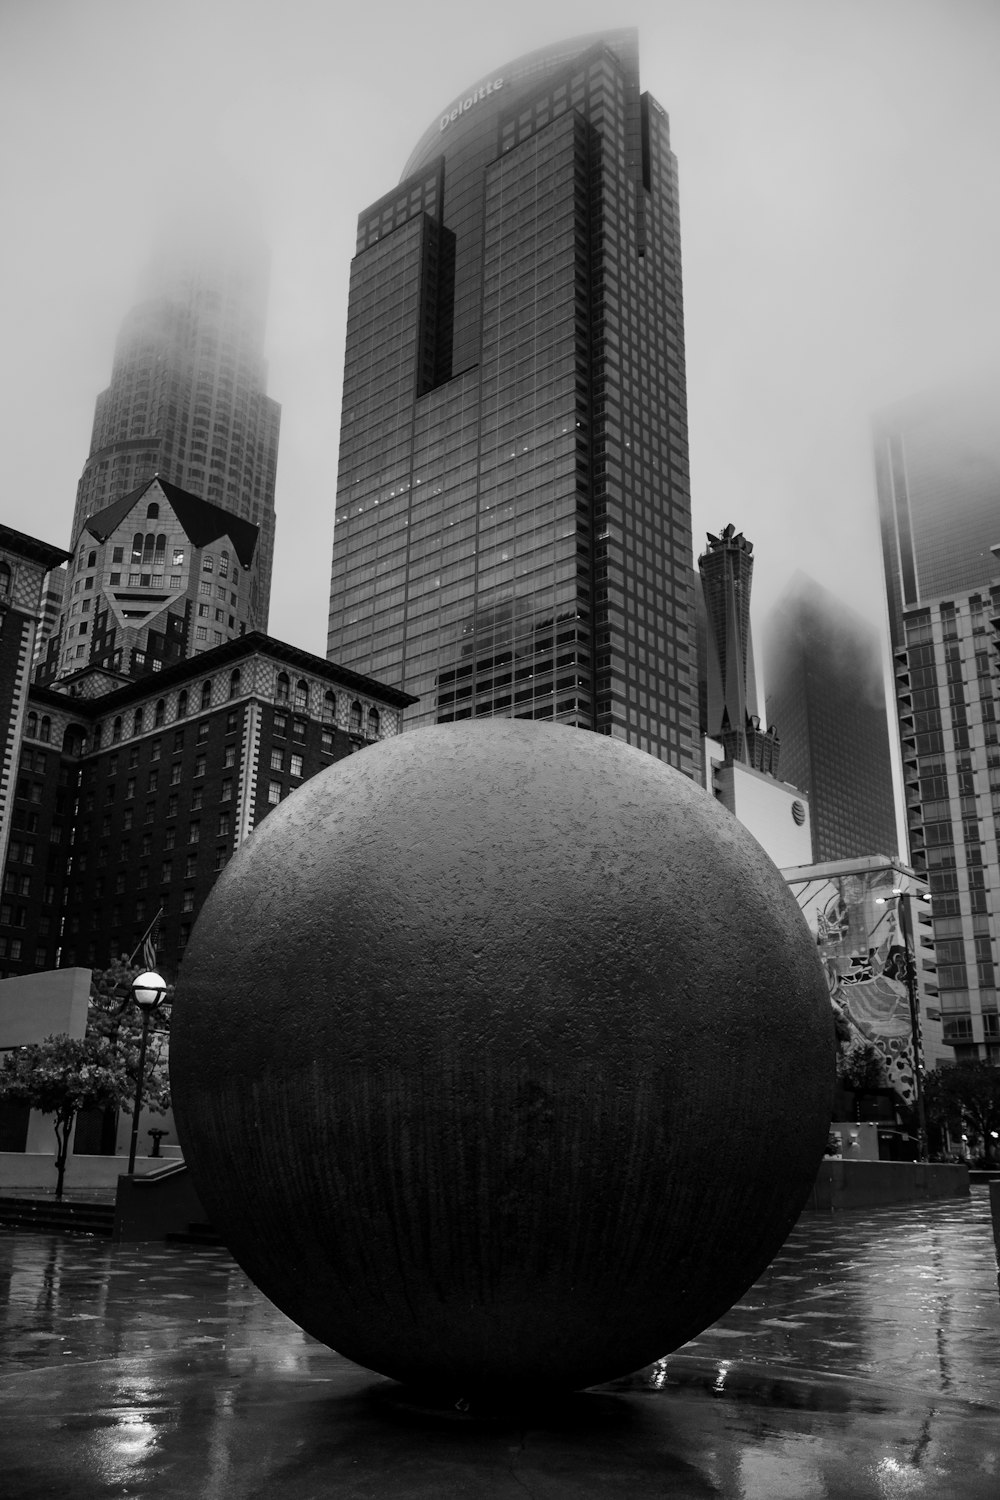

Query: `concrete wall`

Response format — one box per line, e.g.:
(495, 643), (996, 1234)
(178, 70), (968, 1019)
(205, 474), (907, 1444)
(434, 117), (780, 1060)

(0, 1151), (166, 1194)
(714, 760), (812, 868)
(807, 1158), (969, 1211)
(0, 967), (90, 1048)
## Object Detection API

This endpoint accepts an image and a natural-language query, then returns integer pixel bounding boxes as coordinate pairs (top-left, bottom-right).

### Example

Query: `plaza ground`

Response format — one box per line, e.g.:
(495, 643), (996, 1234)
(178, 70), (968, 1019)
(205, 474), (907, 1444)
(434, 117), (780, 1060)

(0, 1190), (998, 1498)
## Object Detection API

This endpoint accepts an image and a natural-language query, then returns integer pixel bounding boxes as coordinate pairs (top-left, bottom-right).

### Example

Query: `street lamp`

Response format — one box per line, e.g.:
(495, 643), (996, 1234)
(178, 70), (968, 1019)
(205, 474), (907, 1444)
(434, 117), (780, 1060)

(875, 888), (930, 1162)
(127, 970), (167, 1175)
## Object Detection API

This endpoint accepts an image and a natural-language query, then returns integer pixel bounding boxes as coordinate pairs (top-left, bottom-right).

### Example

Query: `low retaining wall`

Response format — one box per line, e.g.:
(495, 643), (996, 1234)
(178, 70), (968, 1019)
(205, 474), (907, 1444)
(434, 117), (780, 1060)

(114, 1164), (207, 1242)
(807, 1158), (970, 1212)
(0, 1151), (162, 1194)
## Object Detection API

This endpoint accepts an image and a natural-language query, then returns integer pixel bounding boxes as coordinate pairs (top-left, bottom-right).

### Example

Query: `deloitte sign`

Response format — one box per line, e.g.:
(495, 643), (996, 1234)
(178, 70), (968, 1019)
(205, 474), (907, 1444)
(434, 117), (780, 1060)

(440, 78), (504, 132)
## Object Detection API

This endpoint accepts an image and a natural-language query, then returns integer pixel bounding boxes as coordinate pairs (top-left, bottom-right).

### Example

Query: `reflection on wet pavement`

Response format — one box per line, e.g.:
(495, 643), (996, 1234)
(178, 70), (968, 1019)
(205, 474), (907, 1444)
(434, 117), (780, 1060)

(1, 1190), (998, 1498)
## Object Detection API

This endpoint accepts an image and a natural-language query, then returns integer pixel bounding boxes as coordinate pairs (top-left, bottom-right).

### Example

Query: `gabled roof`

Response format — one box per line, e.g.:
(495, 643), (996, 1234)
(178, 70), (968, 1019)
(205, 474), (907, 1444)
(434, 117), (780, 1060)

(0, 524), (71, 571)
(84, 477), (259, 569)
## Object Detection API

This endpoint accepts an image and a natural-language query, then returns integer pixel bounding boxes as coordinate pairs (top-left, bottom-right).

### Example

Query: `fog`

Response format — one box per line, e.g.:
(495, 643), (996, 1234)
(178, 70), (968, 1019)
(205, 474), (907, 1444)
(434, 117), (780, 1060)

(2, 0), (998, 656)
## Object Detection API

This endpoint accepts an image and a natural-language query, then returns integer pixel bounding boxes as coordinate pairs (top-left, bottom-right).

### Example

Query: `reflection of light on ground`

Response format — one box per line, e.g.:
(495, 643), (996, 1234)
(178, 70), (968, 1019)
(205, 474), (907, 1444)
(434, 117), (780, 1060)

(712, 1360), (730, 1393)
(869, 1454), (927, 1496)
(739, 1441), (820, 1499)
(113, 1409), (156, 1458)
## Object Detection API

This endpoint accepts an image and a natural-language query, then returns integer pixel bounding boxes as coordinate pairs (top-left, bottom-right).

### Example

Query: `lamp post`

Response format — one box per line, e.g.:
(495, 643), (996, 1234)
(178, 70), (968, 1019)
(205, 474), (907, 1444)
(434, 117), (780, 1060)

(127, 970), (167, 1175)
(876, 889), (929, 1162)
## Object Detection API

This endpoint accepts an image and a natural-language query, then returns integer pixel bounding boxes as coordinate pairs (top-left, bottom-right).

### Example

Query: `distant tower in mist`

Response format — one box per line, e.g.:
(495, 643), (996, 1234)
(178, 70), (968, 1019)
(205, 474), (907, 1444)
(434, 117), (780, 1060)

(761, 575), (897, 862)
(875, 379), (1000, 649)
(697, 523), (778, 772)
(70, 232), (280, 629)
(875, 376), (1000, 1062)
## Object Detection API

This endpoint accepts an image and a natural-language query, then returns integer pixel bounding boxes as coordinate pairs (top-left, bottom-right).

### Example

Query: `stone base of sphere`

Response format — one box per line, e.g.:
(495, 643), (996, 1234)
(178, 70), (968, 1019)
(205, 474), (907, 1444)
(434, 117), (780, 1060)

(170, 720), (834, 1392)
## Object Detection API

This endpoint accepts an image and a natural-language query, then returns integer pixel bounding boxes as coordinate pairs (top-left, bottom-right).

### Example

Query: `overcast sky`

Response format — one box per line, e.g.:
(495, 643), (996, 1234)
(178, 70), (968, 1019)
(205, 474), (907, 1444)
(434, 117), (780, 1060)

(2, 0), (998, 659)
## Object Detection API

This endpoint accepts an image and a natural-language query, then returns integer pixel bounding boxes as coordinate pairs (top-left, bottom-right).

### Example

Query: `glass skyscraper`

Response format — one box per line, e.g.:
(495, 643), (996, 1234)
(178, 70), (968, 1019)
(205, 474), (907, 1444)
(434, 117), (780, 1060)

(327, 31), (697, 771)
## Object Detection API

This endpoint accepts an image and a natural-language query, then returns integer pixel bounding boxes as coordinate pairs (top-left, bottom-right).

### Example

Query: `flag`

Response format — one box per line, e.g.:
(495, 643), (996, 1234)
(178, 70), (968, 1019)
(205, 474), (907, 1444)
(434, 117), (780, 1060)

(129, 908), (163, 970)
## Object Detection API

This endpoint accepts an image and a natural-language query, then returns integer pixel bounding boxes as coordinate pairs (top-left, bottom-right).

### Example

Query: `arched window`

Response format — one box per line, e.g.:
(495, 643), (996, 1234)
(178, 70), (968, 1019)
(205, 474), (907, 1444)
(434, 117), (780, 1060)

(349, 700), (362, 733)
(112, 716), (123, 743)
(294, 679), (308, 711)
(133, 708), (144, 736)
(0, 561), (11, 594)
(154, 534), (166, 559)
(201, 680), (212, 711)
(322, 690), (336, 724)
(229, 669), (241, 699)
(275, 672), (290, 705)
(219, 550), (230, 579)
(40, 716), (51, 743)
(63, 724), (86, 756)
(92, 721), (102, 748)
(154, 699), (165, 727)
(87, 551), (97, 569)
(177, 690), (188, 719)
(203, 555), (214, 574)
(142, 534), (155, 562)
(366, 707), (380, 739)
(26, 710), (37, 739)
(131, 533), (143, 564)
(146, 502), (159, 521)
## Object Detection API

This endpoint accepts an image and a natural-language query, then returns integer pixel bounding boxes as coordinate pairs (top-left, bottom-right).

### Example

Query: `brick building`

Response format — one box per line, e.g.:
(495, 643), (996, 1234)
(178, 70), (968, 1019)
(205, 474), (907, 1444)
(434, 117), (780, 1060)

(2, 630), (415, 983)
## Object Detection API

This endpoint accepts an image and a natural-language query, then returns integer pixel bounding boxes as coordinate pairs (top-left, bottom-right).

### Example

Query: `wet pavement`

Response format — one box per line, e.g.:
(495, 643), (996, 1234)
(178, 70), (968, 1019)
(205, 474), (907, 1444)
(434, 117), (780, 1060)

(1, 1190), (998, 1498)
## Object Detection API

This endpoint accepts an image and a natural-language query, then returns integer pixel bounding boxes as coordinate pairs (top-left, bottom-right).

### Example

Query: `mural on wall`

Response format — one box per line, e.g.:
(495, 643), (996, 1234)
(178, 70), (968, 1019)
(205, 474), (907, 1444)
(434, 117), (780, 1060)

(789, 868), (921, 1105)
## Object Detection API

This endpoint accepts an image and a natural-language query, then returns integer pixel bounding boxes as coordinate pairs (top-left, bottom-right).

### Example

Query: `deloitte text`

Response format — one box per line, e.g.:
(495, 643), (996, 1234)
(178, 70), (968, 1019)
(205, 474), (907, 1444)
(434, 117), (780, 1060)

(440, 78), (504, 131)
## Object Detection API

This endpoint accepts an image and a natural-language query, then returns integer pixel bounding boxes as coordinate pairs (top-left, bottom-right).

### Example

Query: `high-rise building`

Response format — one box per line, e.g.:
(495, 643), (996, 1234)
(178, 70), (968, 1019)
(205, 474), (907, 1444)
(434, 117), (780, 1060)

(0, 526), (70, 893)
(875, 382), (1000, 651)
(70, 236), (280, 631)
(37, 476), (265, 684)
(327, 31), (697, 772)
(697, 524), (779, 771)
(875, 379), (1000, 1062)
(761, 575), (898, 864)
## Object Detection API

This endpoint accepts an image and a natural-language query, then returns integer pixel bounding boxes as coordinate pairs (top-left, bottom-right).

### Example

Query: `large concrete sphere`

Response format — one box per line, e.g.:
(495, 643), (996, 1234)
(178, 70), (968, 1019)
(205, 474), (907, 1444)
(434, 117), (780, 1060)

(171, 720), (833, 1392)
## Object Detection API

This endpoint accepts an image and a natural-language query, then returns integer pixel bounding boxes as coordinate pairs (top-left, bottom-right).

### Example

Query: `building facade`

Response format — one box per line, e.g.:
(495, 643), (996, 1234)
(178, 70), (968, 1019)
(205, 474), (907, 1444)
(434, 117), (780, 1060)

(327, 31), (697, 771)
(875, 380), (1000, 1063)
(38, 477), (264, 684)
(0, 527), (71, 902)
(761, 575), (898, 864)
(697, 524), (779, 772)
(70, 239), (280, 630)
(1, 632), (414, 985)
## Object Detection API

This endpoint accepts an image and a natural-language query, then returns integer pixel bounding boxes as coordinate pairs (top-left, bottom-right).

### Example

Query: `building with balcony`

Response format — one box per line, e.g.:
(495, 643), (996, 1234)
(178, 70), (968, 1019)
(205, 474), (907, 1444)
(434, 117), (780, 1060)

(876, 379), (1000, 1062)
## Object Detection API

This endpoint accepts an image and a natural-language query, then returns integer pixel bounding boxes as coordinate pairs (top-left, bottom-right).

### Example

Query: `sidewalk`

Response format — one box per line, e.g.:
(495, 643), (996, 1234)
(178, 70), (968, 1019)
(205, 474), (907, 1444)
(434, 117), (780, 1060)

(1, 1190), (998, 1497)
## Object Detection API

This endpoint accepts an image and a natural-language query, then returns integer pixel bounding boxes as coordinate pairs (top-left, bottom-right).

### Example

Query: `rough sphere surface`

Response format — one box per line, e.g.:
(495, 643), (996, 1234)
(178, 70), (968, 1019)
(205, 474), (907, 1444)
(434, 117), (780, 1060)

(171, 720), (833, 1391)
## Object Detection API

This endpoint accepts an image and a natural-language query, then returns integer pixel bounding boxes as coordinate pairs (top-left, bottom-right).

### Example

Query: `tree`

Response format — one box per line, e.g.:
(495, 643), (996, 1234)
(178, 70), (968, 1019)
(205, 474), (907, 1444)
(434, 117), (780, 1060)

(0, 1036), (127, 1197)
(89, 960), (172, 1117)
(838, 1039), (887, 1094)
(924, 1061), (1000, 1164)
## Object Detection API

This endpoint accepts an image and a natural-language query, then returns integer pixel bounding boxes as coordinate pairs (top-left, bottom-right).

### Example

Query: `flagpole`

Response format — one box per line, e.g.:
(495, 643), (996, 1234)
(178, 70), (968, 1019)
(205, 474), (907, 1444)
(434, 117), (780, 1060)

(128, 907), (164, 969)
